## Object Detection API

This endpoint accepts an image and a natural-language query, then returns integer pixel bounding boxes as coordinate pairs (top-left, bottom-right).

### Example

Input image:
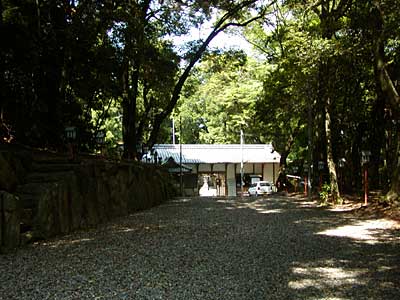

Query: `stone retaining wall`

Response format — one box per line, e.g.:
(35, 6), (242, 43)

(0, 148), (175, 252)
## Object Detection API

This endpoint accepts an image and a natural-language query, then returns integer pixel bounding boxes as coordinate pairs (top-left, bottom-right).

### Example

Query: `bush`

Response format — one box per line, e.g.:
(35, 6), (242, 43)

(319, 183), (331, 205)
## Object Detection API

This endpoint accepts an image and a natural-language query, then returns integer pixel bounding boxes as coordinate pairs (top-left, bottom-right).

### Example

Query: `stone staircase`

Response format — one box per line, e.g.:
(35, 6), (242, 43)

(16, 152), (81, 242)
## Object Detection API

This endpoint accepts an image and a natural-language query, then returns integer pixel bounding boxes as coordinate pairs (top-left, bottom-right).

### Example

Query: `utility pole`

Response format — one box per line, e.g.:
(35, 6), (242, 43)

(172, 117), (175, 145)
(180, 116), (183, 197)
(240, 129), (244, 197)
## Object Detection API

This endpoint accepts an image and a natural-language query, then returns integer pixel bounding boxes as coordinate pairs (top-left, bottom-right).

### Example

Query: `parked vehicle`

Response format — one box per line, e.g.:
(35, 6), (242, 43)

(248, 181), (273, 196)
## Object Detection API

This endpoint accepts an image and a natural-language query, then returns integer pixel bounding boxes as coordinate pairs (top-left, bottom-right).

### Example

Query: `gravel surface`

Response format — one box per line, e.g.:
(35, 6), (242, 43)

(1, 195), (399, 299)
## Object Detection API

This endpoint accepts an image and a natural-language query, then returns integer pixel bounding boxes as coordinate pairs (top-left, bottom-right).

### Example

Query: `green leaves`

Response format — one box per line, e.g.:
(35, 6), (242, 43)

(178, 51), (264, 144)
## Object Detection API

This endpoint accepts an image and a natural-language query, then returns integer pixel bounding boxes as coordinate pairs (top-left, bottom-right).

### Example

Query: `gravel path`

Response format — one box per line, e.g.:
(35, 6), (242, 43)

(1, 195), (399, 299)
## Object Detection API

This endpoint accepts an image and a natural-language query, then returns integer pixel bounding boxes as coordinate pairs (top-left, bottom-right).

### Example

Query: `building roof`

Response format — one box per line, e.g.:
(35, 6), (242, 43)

(162, 157), (192, 173)
(153, 144), (280, 164)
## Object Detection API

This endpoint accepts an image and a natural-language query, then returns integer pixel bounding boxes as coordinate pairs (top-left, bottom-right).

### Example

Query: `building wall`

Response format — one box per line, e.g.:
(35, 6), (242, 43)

(198, 164), (211, 173)
(226, 164), (236, 196)
(185, 162), (280, 197)
(233, 163), (271, 175)
(262, 162), (280, 184)
(213, 164), (226, 172)
(187, 164), (197, 174)
(234, 163), (255, 174)
(254, 163), (263, 174)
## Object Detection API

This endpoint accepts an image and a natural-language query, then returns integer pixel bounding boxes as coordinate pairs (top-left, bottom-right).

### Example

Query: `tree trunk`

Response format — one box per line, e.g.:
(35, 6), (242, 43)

(276, 122), (302, 192)
(121, 1), (150, 159)
(372, 1), (400, 203)
(317, 0), (344, 203)
(325, 96), (341, 203)
(386, 132), (400, 204)
(122, 61), (139, 159)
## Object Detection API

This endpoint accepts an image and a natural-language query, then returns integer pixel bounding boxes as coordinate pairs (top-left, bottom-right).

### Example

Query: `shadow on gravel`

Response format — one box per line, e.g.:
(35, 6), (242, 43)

(0, 195), (398, 300)
(161, 196), (400, 299)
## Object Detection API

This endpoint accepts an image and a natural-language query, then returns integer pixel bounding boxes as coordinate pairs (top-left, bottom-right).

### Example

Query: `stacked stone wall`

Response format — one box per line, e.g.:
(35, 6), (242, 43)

(0, 147), (174, 253)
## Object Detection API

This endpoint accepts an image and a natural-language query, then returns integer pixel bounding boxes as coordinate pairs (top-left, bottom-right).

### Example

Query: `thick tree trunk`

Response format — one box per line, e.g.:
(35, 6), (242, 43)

(373, 1), (400, 203)
(386, 134), (400, 204)
(317, 0), (347, 203)
(276, 150), (290, 192)
(122, 62), (139, 159)
(276, 122), (302, 192)
(121, 1), (150, 159)
(325, 96), (341, 203)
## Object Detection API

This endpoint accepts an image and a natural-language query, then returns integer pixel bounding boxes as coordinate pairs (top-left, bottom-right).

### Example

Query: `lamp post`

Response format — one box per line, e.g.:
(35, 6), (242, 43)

(95, 130), (105, 157)
(318, 161), (325, 191)
(65, 126), (77, 140)
(171, 117), (176, 145)
(95, 131), (105, 144)
(65, 126), (77, 160)
(135, 142), (142, 160)
(293, 166), (299, 192)
(304, 163), (309, 196)
(117, 143), (124, 160)
(361, 151), (371, 205)
(338, 158), (346, 193)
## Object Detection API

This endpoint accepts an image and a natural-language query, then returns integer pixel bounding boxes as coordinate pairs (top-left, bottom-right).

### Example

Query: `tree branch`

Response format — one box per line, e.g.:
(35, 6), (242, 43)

(146, 1), (274, 147)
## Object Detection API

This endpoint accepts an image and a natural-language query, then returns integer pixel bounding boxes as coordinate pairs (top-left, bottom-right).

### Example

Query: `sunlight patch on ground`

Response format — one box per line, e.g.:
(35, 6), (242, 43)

(120, 227), (135, 232)
(217, 199), (236, 204)
(44, 237), (94, 248)
(297, 200), (319, 208)
(230, 200), (284, 214)
(317, 219), (400, 244)
(289, 266), (368, 290)
(257, 208), (283, 214)
(171, 198), (193, 203)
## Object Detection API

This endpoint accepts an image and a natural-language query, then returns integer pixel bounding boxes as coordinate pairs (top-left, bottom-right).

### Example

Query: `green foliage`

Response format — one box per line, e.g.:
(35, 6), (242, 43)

(1, 0), (399, 201)
(319, 183), (331, 205)
(178, 50), (265, 144)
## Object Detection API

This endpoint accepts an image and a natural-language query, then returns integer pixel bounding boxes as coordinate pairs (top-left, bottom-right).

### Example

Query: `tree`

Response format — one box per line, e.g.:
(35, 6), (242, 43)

(178, 49), (265, 144)
(0, 0), (118, 149)
(144, 0), (275, 151)
(104, 0), (274, 159)
(304, 0), (353, 203)
(370, 0), (400, 203)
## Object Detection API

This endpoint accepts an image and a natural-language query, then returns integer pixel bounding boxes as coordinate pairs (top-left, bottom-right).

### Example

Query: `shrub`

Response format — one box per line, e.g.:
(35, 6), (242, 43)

(319, 183), (331, 205)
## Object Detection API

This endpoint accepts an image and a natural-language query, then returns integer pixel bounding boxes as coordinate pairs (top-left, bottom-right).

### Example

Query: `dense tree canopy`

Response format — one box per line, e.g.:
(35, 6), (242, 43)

(177, 0), (399, 203)
(0, 0), (399, 203)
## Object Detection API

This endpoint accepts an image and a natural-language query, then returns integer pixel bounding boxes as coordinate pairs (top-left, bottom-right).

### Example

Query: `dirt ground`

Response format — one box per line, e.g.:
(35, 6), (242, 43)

(290, 191), (400, 227)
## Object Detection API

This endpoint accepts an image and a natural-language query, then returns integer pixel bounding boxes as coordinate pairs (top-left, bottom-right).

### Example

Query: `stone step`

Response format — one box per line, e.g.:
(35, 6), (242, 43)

(31, 162), (80, 172)
(32, 151), (71, 163)
(26, 171), (74, 183)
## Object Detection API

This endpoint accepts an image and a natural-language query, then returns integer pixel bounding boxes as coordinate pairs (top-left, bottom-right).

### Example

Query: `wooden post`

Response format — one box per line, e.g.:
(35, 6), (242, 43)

(304, 175), (308, 196)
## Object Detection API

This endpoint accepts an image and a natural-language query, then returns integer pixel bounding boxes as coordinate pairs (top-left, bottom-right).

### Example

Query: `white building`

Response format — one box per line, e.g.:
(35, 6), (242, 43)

(153, 144), (280, 197)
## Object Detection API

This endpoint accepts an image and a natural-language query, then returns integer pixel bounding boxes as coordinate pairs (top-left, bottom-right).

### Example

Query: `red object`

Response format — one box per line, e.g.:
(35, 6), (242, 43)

(304, 176), (308, 196)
